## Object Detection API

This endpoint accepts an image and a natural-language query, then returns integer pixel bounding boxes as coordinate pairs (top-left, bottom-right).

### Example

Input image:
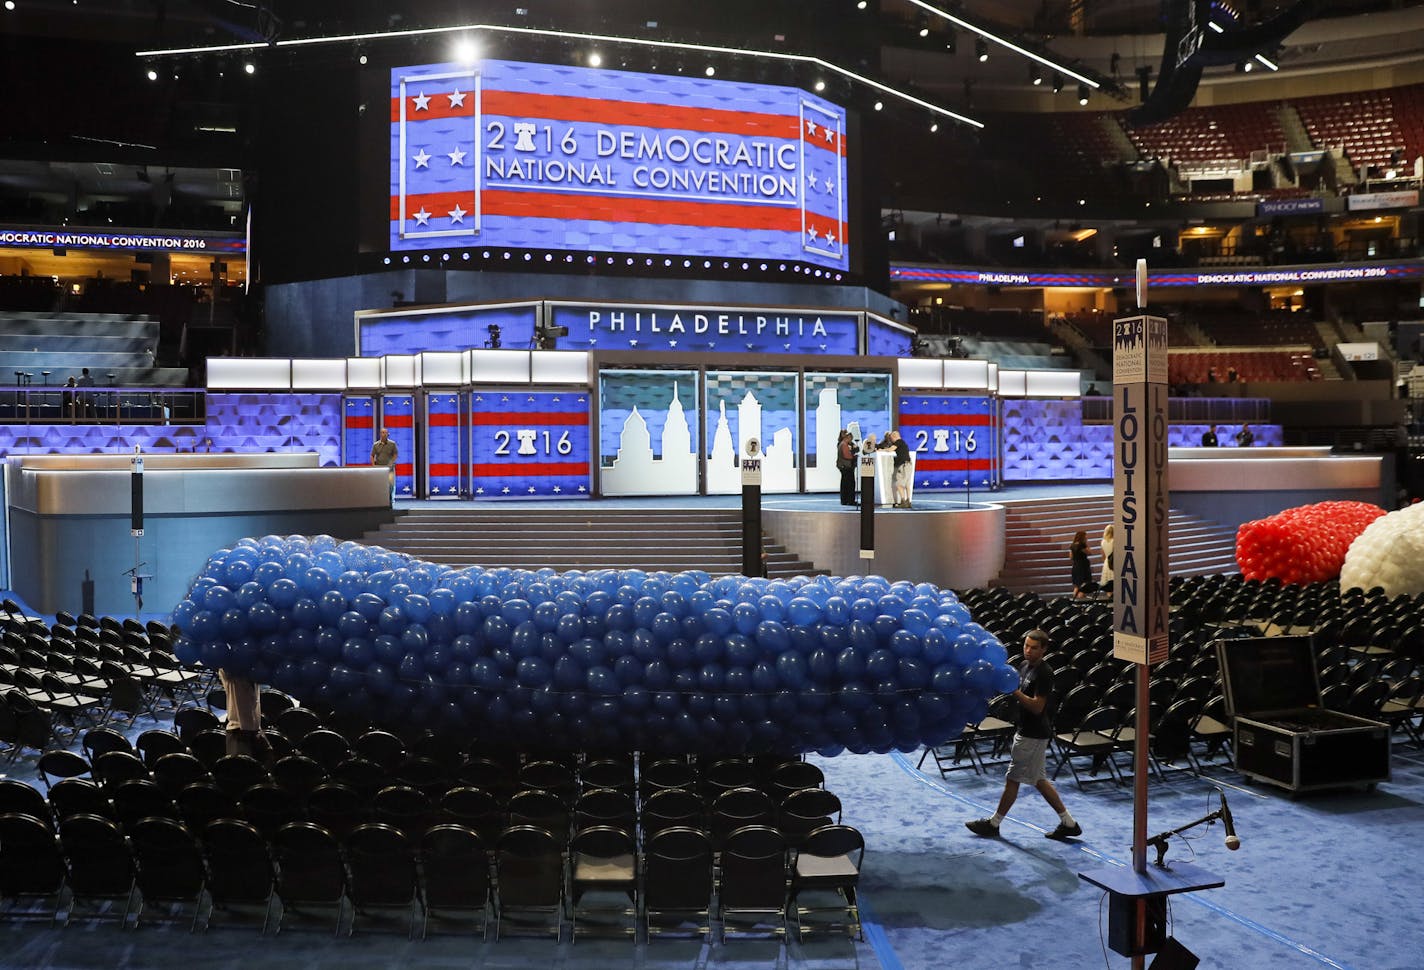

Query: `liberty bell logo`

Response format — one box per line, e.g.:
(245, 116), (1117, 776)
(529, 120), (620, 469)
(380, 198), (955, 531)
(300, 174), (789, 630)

(513, 122), (537, 152)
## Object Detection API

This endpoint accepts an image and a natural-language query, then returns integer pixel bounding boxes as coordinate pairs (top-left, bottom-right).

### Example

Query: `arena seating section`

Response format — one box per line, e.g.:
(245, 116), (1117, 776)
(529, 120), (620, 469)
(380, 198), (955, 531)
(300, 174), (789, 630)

(1120, 102), (1287, 169)
(1294, 83), (1424, 175)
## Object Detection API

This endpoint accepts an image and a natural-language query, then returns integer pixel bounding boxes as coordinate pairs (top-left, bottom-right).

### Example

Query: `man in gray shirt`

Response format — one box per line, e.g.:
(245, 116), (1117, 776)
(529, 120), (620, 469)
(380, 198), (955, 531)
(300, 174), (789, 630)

(371, 427), (398, 500)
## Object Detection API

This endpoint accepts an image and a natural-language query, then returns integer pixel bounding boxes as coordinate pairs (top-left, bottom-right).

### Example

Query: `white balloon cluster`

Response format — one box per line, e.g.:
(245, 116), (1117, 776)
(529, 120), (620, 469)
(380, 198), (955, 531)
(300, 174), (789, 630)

(1340, 502), (1424, 597)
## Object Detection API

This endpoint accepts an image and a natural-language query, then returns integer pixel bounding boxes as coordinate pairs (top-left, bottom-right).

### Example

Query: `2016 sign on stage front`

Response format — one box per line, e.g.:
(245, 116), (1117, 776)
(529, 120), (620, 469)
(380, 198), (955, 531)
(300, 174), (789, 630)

(469, 391), (591, 498)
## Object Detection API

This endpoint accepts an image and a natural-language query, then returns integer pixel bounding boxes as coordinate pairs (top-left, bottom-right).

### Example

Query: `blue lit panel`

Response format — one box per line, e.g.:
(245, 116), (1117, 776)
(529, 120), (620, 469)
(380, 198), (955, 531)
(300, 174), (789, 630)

(359, 304), (539, 356)
(205, 394), (343, 466)
(470, 390), (591, 498)
(704, 371), (799, 495)
(426, 392), (463, 497)
(598, 370), (700, 497)
(343, 396), (376, 466)
(865, 316), (914, 357)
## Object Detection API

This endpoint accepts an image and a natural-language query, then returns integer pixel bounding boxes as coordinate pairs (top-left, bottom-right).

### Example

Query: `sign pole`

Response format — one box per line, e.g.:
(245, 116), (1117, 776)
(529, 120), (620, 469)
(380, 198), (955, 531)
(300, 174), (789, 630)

(858, 443), (876, 562)
(740, 438), (763, 577)
(1113, 260), (1170, 968)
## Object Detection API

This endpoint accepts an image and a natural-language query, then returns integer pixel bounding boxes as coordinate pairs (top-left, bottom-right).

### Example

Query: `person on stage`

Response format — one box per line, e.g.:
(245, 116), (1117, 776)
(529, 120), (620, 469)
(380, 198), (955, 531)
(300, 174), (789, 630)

(837, 429), (857, 506)
(1070, 530), (1095, 598)
(1235, 423), (1255, 447)
(966, 630), (1081, 841)
(1200, 424), (1219, 447)
(371, 427), (398, 500)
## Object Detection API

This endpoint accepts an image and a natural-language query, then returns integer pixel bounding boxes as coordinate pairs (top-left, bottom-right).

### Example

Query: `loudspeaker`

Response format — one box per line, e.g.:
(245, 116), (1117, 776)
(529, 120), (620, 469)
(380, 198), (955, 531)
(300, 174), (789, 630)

(1149, 937), (1200, 970)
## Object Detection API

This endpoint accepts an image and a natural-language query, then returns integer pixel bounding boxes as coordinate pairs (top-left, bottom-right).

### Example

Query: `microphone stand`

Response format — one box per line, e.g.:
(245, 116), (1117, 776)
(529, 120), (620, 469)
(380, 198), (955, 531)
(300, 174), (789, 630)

(1145, 807), (1227, 870)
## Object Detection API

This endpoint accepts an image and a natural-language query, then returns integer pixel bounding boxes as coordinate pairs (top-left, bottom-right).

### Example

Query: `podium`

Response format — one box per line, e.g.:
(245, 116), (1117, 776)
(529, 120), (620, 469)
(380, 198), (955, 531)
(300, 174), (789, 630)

(1079, 862), (1223, 959)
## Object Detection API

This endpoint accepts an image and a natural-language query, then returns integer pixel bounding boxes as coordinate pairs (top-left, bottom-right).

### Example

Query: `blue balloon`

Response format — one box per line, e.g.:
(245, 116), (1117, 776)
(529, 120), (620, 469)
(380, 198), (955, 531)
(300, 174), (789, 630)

(787, 596), (823, 627)
(755, 620), (790, 654)
(994, 664), (1021, 694)
(951, 633), (983, 666)
(890, 629), (922, 659)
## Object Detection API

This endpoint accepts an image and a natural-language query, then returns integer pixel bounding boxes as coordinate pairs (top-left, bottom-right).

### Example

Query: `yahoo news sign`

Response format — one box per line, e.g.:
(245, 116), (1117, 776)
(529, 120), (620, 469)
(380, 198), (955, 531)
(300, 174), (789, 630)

(1112, 314), (1170, 665)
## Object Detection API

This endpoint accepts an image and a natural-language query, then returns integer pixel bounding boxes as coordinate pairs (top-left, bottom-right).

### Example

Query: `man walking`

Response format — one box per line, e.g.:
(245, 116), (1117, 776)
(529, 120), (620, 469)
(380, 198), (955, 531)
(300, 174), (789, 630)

(966, 629), (1081, 841)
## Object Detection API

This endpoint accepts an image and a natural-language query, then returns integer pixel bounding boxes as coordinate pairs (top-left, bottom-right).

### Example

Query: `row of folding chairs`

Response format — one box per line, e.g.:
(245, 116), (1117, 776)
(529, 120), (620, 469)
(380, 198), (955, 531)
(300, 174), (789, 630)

(0, 808), (863, 943)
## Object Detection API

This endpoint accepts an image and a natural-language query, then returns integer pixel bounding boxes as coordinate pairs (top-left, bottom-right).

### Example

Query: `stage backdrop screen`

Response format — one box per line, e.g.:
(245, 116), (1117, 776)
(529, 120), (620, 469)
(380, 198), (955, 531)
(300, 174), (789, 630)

(388, 58), (850, 271)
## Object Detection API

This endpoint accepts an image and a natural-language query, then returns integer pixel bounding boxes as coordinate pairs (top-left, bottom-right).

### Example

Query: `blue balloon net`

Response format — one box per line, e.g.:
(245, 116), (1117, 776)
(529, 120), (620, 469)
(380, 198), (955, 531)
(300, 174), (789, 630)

(172, 535), (1020, 755)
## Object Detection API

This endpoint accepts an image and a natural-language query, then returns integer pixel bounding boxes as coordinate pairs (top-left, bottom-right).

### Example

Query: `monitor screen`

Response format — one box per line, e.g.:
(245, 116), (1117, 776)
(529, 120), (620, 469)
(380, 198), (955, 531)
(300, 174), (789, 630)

(385, 58), (851, 271)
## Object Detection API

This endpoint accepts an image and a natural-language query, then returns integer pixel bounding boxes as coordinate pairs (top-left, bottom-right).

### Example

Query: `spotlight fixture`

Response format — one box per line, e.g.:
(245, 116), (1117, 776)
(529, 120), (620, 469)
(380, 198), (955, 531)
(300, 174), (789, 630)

(588, 51), (602, 67)
(485, 324), (502, 349)
(975, 39), (988, 62)
(930, 120), (939, 132)
(3, 2), (14, 11)
(856, 0), (867, 8)
(917, 16), (930, 38)
(814, 79), (825, 91)
(452, 36), (478, 65)
(1239, 60), (1253, 73)
(1052, 74), (1064, 94)
(1078, 83), (1089, 105)
(873, 100), (883, 111)
(243, 62), (255, 74)
(705, 65), (715, 76)
(1031, 64), (1043, 85)
(1254, 52), (1279, 71)
(146, 68), (158, 81)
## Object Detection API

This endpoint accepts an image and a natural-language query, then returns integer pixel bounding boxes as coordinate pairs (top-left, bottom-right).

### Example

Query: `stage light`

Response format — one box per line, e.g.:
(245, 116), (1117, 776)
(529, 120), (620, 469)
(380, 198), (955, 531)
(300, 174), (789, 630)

(705, 65), (715, 76)
(422, 254), (430, 261)
(975, 39), (988, 62)
(856, 0), (867, 8)
(462, 252), (471, 260)
(1254, 52), (1279, 71)
(402, 255), (410, 263)
(243, 62), (255, 74)
(441, 253), (449, 261)
(382, 257), (391, 265)
(917, 16), (930, 38)
(544, 253), (553, 261)
(485, 324), (502, 349)
(1208, 20), (1224, 33)
(873, 100), (883, 110)
(814, 79), (825, 91)
(452, 36), (479, 65)
(523, 252), (532, 260)
(3, 2), (14, 11)
(1052, 74), (1063, 93)
(358, 52), (368, 65)
(1078, 83), (1089, 105)
(930, 120), (939, 132)
(146, 68), (158, 80)
(588, 51), (602, 67)
(1239, 60), (1253, 73)
(1031, 64), (1043, 85)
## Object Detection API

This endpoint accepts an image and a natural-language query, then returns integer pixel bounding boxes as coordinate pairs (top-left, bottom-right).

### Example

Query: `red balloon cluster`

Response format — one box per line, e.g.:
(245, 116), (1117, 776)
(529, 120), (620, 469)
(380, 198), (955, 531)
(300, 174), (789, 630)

(1235, 501), (1386, 585)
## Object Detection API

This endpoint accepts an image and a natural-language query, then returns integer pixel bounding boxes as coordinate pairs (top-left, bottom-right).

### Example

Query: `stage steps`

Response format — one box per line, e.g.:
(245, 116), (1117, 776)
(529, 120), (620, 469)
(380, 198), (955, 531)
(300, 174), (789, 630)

(993, 494), (1240, 597)
(360, 506), (825, 578)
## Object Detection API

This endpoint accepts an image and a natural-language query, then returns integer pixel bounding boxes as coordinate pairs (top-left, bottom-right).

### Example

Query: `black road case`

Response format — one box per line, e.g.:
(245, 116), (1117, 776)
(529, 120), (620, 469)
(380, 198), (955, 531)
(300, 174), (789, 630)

(1216, 635), (1390, 794)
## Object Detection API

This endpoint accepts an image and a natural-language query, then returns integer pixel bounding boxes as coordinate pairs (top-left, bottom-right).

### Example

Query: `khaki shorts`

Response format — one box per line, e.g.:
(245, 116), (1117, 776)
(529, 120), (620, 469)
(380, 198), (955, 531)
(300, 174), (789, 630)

(1005, 734), (1049, 784)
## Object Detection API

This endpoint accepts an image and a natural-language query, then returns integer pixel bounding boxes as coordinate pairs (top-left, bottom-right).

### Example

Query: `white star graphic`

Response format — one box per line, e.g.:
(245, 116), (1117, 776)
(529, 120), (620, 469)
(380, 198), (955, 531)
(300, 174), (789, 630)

(628, 339), (639, 347)
(474, 394), (484, 403)
(412, 207), (432, 226)
(577, 397), (586, 404)
(783, 343), (792, 351)
(528, 486), (536, 494)
(413, 148), (431, 169)
(447, 89), (467, 108)
(806, 119), (818, 137)
(818, 344), (828, 351)
(412, 91), (431, 110)
(806, 226), (819, 242)
(824, 180), (836, 196)
(588, 338), (597, 346)
(502, 486), (510, 494)
(431, 486), (441, 495)
(475, 486), (485, 495)
(668, 339), (678, 348)
(552, 486), (562, 493)
(448, 204), (467, 224)
(827, 230), (838, 245)
(823, 126), (835, 143)
(527, 396), (536, 402)
(578, 485), (587, 493)
(553, 397), (561, 403)
(500, 395), (509, 402)
(447, 147), (467, 165)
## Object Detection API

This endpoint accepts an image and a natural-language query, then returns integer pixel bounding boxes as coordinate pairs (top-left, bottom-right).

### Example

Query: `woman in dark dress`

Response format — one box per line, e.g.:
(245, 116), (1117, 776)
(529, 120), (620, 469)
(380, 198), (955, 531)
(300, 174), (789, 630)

(837, 429), (857, 506)
(1070, 530), (1094, 598)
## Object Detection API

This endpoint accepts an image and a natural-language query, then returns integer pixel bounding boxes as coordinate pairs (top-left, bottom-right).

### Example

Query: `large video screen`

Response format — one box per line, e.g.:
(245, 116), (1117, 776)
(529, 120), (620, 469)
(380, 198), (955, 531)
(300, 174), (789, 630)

(387, 58), (850, 271)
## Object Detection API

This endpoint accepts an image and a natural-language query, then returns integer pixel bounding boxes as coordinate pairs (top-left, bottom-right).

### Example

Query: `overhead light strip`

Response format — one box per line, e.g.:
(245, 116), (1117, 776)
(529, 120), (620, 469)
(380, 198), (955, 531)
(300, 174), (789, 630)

(135, 21), (984, 128)
(902, 0), (1101, 89)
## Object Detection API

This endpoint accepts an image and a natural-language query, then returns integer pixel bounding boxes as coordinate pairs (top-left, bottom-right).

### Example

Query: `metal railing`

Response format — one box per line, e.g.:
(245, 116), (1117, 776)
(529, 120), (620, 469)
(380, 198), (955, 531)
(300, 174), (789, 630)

(0, 386), (206, 426)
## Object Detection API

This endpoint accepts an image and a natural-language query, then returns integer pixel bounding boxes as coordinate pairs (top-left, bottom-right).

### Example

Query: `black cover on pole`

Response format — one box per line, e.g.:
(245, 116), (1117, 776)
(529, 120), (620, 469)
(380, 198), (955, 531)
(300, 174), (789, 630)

(742, 484), (762, 576)
(859, 454), (875, 558)
(130, 472), (144, 536)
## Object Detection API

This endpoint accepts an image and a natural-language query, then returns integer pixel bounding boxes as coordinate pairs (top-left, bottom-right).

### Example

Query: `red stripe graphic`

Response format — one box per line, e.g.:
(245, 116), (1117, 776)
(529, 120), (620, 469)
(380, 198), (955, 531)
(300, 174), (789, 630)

(344, 415), (374, 429)
(428, 413), (460, 427)
(470, 411), (588, 426)
(898, 413), (995, 427)
(428, 463), (461, 477)
(392, 190), (846, 240)
(395, 463), (414, 475)
(472, 461), (589, 477)
(391, 90), (846, 156)
(915, 459), (996, 472)
(382, 414), (414, 428)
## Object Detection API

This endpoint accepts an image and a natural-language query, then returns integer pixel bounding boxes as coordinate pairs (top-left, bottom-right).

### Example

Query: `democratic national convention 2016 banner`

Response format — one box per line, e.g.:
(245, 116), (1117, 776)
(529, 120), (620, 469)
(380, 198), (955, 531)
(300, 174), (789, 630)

(388, 59), (849, 271)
